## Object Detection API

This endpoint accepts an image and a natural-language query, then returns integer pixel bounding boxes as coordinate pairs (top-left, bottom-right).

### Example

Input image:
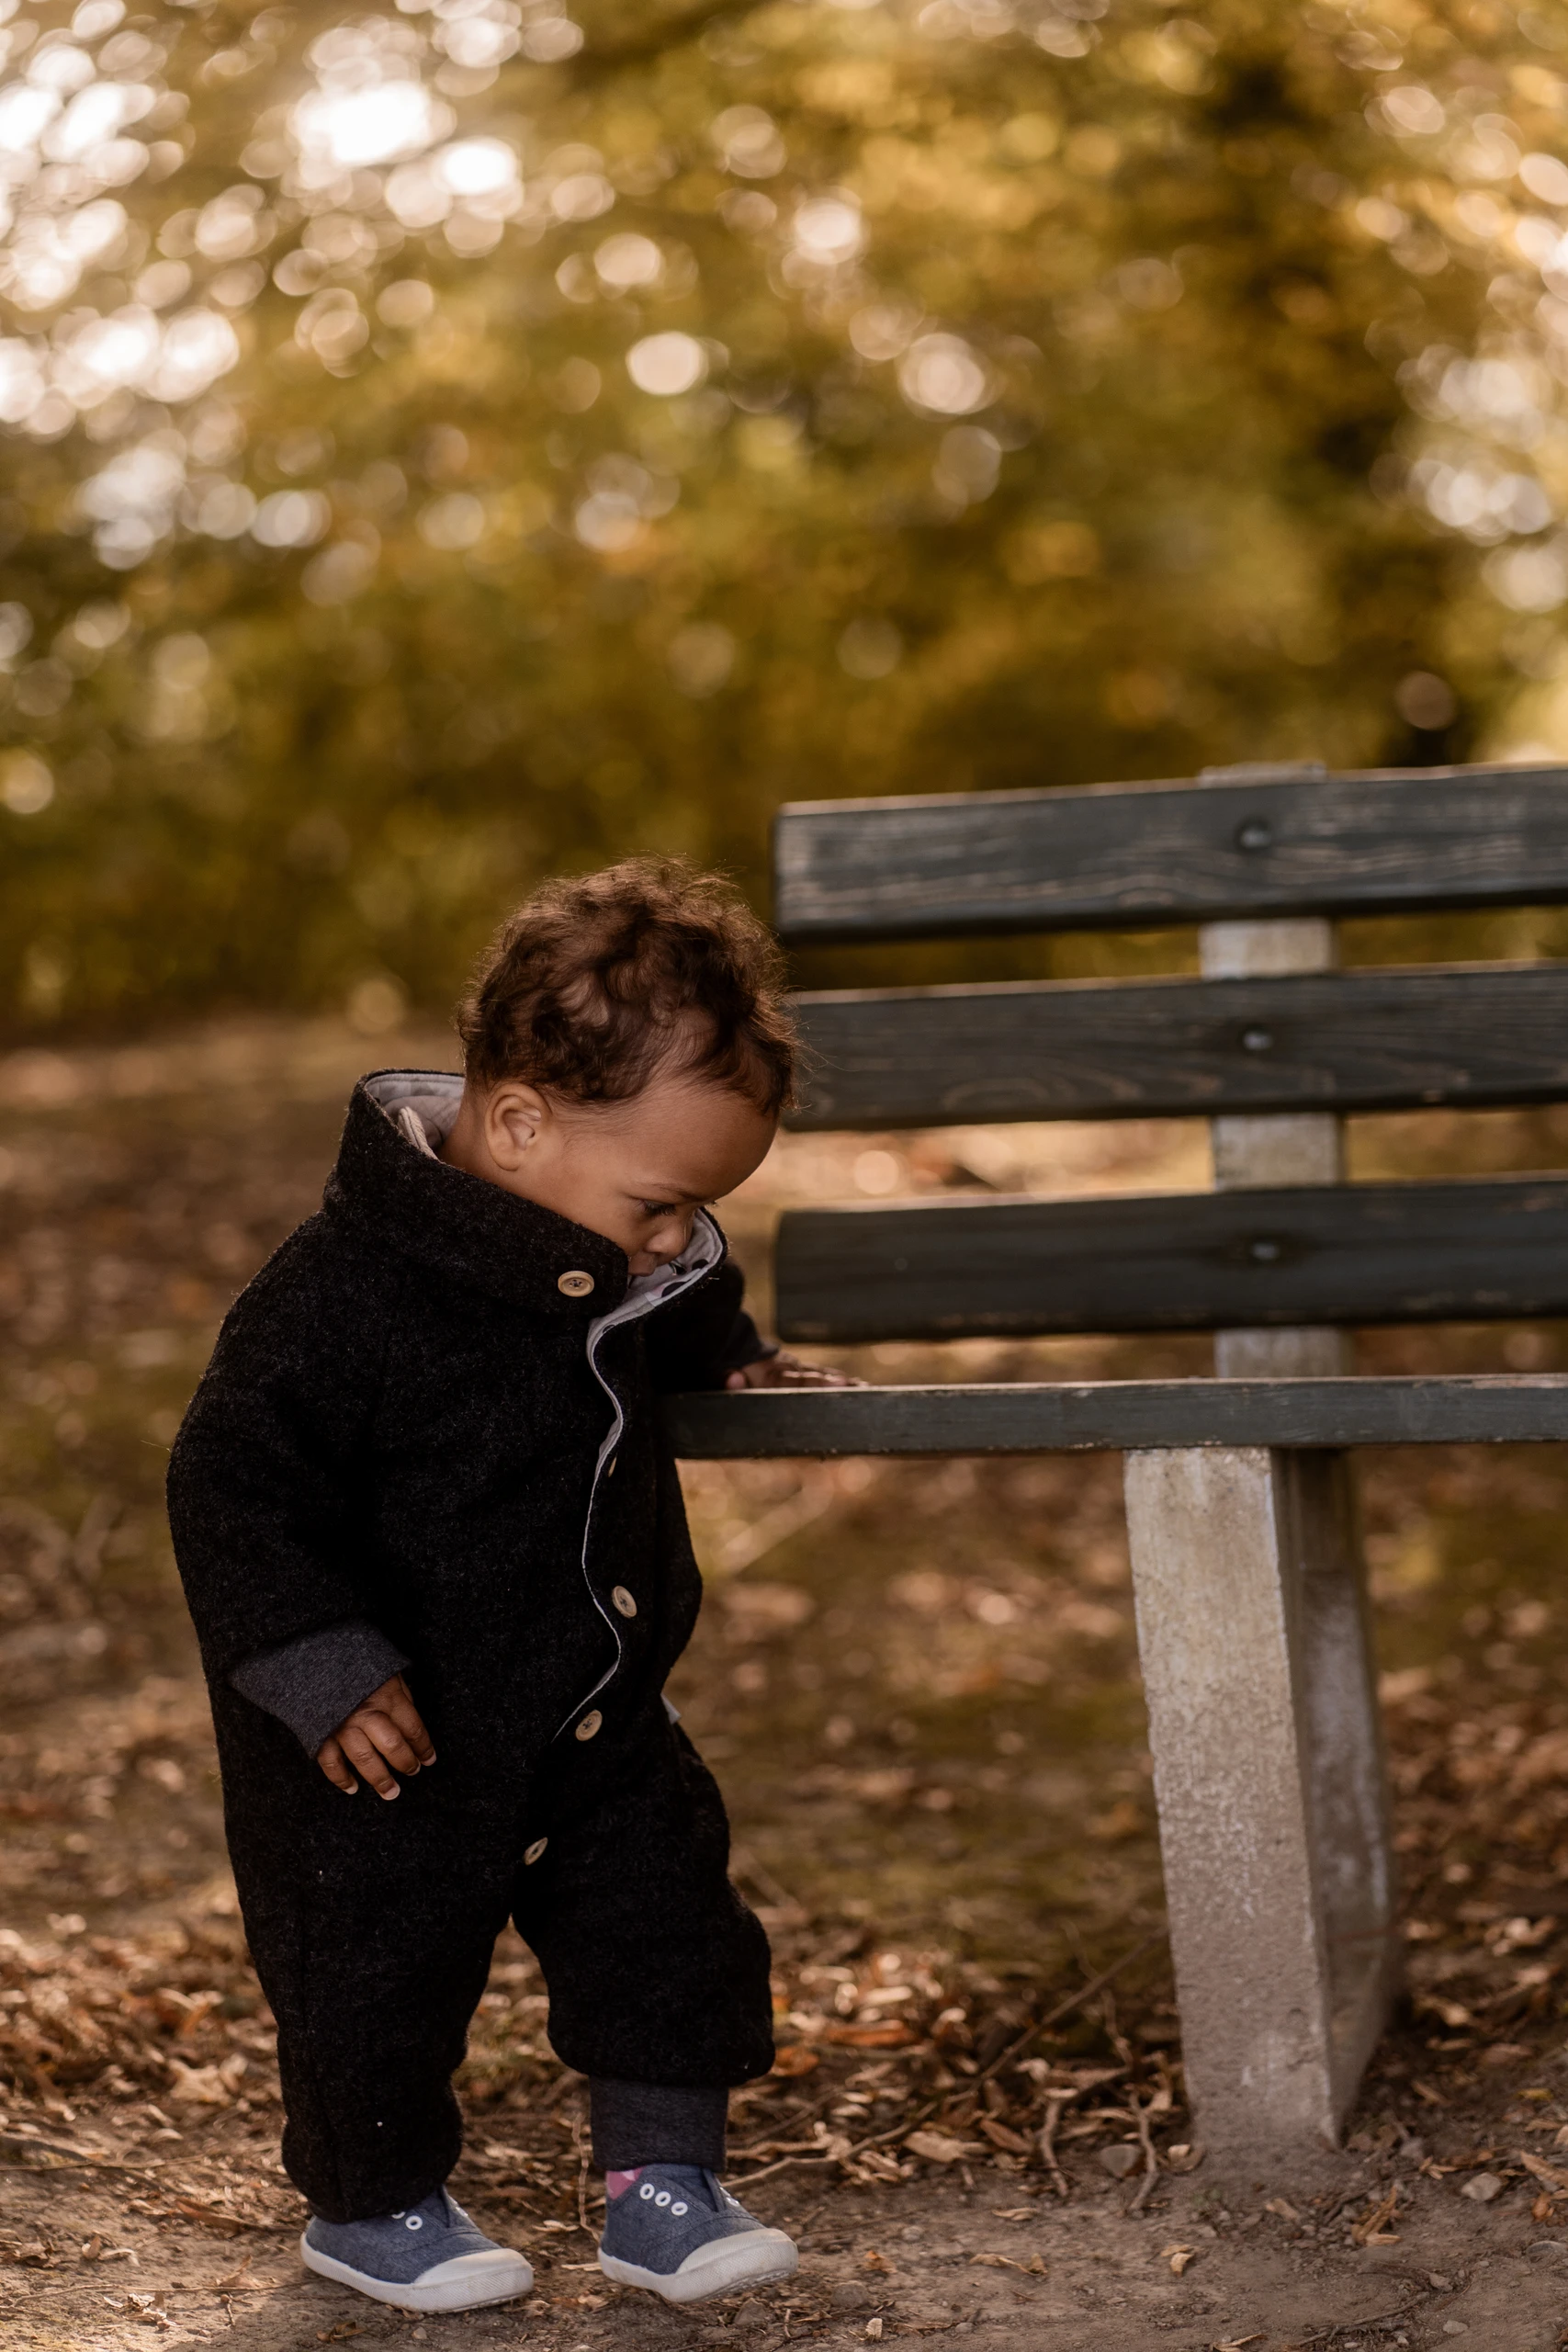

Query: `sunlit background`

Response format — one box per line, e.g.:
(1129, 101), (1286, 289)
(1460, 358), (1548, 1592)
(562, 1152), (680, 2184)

(1, 0), (1567, 1025)
(12, 16), (1568, 2298)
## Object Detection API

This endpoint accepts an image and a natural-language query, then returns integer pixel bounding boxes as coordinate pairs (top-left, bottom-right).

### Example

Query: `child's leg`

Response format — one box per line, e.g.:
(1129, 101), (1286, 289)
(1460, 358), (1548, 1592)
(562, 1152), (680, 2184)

(510, 1708), (774, 2123)
(233, 1799), (513, 2222)
(512, 1710), (795, 2301)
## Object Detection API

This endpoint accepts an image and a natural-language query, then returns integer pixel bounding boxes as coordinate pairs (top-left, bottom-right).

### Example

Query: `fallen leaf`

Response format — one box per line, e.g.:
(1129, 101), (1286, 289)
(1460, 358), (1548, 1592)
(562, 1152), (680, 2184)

(1520, 2151), (1568, 2193)
(970, 2254), (1021, 2270)
(1412, 2078), (1448, 2107)
(316, 2325), (363, 2345)
(864, 2321), (884, 2341)
(80, 2236), (104, 2262)
(1088, 1798), (1143, 1841)
(770, 2043), (820, 2078)
(1164, 2143), (1206, 2174)
(1350, 2185), (1400, 2245)
(1417, 1996), (1473, 2029)
(164, 2062), (231, 2108)
(1264, 2198), (1299, 2222)
(978, 2117), (1032, 2155)
(992, 2208), (1034, 2222)
(1161, 2243), (1197, 2276)
(213, 2259), (254, 2290)
(826, 2022), (918, 2049)
(904, 2130), (984, 2165)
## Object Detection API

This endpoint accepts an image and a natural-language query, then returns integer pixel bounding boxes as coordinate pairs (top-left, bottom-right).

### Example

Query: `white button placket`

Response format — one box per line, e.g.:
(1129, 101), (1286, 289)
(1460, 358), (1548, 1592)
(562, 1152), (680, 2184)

(554, 1213), (725, 1746)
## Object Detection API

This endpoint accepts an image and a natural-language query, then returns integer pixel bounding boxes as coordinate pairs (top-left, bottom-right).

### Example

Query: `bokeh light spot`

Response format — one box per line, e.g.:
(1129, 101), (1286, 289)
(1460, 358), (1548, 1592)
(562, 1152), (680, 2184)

(626, 331), (705, 395)
(838, 617), (903, 679)
(417, 492), (485, 550)
(1394, 671), (1457, 729)
(1, 752), (54, 816)
(897, 334), (992, 416)
(253, 490), (332, 549)
(792, 194), (863, 265)
(667, 623), (734, 697)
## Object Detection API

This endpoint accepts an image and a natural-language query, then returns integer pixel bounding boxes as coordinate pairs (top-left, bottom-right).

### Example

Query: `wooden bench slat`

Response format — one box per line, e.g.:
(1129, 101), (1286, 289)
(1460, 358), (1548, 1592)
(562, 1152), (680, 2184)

(775, 1177), (1568, 1341)
(789, 964), (1568, 1128)
(669, 1374), (1568, 1455)
(773, 765), (1568, 942)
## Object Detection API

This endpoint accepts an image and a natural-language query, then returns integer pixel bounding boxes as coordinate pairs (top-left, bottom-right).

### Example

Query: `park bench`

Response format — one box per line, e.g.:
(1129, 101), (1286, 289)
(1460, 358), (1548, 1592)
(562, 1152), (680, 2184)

(670, 759), (1568, 2162)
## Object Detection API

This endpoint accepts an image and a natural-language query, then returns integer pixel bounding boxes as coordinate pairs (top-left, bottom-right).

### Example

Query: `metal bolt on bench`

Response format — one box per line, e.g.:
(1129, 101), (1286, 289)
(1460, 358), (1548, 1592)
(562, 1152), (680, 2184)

(669, 759), (1568, 2159)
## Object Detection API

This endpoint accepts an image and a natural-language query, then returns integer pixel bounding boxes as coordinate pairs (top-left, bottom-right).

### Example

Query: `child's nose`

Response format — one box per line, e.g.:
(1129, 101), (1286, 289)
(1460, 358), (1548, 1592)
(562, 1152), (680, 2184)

(649, 1213), (694, 1261)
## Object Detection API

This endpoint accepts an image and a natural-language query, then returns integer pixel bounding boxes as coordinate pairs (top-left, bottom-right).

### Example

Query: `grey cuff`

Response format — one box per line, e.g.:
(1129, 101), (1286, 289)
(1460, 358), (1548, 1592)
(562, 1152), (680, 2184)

(230, 1620), (412, 1757)
(589, 2079), (729, 2173)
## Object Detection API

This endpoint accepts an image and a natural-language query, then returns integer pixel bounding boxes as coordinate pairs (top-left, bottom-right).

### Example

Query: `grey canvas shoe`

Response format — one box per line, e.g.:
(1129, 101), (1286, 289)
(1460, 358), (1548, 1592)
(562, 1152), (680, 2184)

(597, 2165), (798, 2303)
(301, 2187), (534, 2312)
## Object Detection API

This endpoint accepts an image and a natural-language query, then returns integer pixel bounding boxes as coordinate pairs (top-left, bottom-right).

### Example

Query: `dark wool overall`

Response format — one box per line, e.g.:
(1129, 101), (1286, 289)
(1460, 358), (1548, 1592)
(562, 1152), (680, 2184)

(166, 1074), (776, 2223)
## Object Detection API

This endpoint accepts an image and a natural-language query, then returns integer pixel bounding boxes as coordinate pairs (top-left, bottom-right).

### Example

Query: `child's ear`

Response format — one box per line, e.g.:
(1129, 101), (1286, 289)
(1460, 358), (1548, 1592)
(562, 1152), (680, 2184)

(486, 1082), (549, 1170)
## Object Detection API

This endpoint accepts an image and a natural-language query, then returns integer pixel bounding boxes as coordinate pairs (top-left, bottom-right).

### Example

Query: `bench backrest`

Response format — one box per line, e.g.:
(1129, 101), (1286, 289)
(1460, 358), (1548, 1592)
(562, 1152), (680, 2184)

(769, 763), (1568, 1346)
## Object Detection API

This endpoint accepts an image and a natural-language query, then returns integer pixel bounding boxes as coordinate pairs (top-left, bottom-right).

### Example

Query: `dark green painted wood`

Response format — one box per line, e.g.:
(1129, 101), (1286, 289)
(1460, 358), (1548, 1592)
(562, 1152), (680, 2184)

(788, 964), (1568, 1128)
(773, 765), (1568, 942)
(669, 1375), (1568, 1456)
(774, 1178), (1568, 1343)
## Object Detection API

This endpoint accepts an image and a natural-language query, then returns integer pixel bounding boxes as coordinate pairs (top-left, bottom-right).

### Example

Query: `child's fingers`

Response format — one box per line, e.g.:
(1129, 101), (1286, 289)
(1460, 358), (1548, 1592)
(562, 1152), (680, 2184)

(761, 1356), (867, 1390)
(315, 1737), (359, 1795)
(381, 1681), (437, 1765)
(338, 1720), (407, 1799)
(352, 1709), (427, 1779)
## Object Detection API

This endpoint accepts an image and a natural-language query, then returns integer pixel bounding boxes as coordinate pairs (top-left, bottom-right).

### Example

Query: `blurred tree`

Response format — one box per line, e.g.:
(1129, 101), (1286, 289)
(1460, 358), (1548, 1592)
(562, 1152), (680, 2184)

(0, 0), (1562, 1028)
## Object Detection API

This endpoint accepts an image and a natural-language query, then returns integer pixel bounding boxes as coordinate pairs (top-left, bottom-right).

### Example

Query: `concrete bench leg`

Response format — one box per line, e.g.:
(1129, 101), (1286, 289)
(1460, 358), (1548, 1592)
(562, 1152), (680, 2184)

(1122, 1444), (1397, 2158)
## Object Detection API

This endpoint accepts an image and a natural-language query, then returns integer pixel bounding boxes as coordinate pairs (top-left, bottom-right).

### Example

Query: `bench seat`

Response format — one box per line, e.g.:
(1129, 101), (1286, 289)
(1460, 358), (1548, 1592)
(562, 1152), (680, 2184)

(671, 1373), (1568, 1456)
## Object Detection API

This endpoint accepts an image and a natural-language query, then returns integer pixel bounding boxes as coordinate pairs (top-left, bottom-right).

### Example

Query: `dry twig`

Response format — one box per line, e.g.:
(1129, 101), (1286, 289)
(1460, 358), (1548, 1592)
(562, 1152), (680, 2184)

(1037, 2097), (1069, 2199)
(1125, 2086), (1161, 2215)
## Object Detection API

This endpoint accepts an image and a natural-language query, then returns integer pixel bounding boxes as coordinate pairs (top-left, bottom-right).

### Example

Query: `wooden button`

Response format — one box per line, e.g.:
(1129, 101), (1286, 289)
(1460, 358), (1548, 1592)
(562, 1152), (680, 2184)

(575, 1710), (603, 1741)
(558, 1270), (595, 1298)
(612, 1586), (637, 1619)
(524, 1837), (548, 1865)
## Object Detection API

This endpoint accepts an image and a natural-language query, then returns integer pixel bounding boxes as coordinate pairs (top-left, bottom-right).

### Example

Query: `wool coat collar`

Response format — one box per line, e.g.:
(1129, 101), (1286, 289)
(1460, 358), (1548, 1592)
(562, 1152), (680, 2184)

(323, 1069), (638, 1317)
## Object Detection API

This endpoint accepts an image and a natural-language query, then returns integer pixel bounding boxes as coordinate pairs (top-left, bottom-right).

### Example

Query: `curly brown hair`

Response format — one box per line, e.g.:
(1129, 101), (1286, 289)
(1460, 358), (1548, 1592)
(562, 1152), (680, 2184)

(456, 859), (795, 1114)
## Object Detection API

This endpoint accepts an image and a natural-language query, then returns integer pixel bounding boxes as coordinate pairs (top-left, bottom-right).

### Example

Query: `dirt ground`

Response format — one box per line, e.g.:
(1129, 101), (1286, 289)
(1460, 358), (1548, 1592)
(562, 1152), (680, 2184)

(8, 1019), (1568, 2349)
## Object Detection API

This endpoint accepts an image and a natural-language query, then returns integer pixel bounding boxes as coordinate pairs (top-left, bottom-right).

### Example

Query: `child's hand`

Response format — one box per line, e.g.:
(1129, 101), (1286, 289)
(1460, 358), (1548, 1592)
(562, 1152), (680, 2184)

(726, 1351), (864, 1391)
(316, 1675), (435, 1799)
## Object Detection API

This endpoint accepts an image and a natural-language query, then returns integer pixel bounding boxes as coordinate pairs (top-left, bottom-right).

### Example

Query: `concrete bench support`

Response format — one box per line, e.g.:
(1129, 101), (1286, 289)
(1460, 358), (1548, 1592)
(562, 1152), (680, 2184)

(1122, 888), (1397, 2155)
(1124, 1444), (1395, 2152)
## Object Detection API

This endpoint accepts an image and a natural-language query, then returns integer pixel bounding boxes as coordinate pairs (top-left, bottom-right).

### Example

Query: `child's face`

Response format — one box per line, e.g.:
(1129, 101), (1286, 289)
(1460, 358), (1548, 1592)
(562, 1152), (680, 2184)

(446, 1070), (777, 1274)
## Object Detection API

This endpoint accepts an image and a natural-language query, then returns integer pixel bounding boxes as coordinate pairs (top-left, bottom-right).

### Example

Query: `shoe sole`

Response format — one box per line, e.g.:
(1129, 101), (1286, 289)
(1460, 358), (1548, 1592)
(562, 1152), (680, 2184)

(300, 2235), (534, 2313)
(599, 2231), (799, 2304)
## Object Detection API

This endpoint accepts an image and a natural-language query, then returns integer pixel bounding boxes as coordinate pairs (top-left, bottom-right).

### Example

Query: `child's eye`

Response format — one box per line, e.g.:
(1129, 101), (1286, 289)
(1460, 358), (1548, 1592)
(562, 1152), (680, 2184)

(640, 1200), (677, 1218)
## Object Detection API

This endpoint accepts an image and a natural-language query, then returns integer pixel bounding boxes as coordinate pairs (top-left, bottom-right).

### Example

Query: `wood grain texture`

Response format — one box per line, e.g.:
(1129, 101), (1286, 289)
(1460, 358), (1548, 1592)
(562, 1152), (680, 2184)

(667, 1375), (1568, 1455)
(787, 964), (1568, 1128)
(773, 1177), (1568, 1341)
(773, 765), (1568, 942)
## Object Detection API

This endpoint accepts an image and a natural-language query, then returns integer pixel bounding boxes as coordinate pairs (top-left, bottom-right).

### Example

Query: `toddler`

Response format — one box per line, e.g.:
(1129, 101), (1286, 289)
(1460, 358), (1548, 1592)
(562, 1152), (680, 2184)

(168, 861), (846, 2314)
